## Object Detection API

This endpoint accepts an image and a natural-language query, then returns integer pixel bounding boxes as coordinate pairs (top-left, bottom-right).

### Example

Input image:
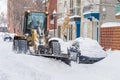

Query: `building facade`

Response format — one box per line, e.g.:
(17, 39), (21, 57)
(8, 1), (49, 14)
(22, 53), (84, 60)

(100, 0), (120, 24)
(7, 0), (45, 34)
(45, 0), (57, 37)
(80, 0), (100, 41)
(57, 0), (81, 41)
(100, 0), (120, 50)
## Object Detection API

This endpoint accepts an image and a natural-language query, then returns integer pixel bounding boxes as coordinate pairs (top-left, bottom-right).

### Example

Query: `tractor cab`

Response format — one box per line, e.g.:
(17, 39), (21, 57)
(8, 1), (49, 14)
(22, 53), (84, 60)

(23, 11), (47, 36)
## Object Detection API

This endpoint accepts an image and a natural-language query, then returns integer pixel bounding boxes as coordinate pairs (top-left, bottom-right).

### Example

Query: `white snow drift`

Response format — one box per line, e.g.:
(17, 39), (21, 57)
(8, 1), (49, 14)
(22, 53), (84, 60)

(0, 36), (120, 80)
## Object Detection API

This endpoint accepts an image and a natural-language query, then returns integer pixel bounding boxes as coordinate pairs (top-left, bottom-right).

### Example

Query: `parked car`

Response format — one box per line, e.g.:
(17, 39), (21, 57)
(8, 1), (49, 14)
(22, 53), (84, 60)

(68, 38), (107, 64)
(68, 41), (81, 63)
(3, 33), (12, 41)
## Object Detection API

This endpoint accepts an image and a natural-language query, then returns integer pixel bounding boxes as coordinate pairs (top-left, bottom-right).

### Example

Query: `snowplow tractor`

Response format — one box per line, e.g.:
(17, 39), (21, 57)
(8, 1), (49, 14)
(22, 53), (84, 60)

(13, 10), (70, 65)
(13, 11), (48, 53)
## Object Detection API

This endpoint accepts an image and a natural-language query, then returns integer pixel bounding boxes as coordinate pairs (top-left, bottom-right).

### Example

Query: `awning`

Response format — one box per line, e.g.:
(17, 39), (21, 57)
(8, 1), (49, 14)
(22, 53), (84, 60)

(69, 15), (81, 21)
(83, 11), (99, 21)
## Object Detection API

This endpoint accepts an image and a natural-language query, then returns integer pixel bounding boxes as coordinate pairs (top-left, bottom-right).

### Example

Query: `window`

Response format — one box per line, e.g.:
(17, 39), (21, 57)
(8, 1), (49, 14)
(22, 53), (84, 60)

(70, 0), (81, 15)
(70, 0), (74, 15)
(27, 12), (46, 29)
(64, 1), (67, 7)
(76, 0), (81, 15)
(72, 41), (79, 48)
(70, 0), (73, 9)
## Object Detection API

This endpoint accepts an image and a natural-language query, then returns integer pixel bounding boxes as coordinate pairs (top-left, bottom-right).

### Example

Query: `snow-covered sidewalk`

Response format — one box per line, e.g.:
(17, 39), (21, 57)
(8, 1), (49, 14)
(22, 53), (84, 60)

(0, 37), (120, 80)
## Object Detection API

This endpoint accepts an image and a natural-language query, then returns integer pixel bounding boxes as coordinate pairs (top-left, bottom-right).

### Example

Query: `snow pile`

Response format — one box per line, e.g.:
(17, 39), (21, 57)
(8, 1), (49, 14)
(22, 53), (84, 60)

(96, 50), (120, 65)
(101, 22), (120, 28)
(0, 37), (68, 80)
(71, 37), (107, 58)
(92, 50), (120, 80)
(1, 35), (120, 80)
(49, 37), (107, 58)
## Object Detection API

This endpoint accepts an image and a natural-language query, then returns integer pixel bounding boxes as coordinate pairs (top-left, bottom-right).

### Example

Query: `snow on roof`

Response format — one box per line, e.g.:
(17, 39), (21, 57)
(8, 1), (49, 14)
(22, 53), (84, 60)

(115, 12), (120, 16)
(101, 22), (120, 28)
(69, 15), (81, 19)
(83, 11), (99, 15)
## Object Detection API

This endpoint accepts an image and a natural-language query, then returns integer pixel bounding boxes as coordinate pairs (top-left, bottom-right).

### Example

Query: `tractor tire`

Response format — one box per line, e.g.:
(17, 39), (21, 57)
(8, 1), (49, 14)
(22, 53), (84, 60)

(18, 39), (28, 53)
(50, 41), (61, 55)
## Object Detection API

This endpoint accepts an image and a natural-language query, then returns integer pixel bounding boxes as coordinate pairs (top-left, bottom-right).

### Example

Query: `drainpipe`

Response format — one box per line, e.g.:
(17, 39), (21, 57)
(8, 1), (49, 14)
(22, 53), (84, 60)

(98, 0), (102, 43)
(80, 0), (84, 38)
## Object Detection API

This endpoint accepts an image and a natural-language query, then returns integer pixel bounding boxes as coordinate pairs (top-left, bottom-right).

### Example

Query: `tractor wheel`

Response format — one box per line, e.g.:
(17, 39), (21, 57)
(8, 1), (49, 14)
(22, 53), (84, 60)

(50, 41), (61, 55)
(18, 39), (28, 53)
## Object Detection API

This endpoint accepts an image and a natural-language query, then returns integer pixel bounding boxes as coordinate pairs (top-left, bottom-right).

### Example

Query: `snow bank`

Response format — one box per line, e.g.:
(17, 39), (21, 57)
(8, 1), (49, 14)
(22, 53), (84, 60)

(0, 37), (69, 80)
(101, 22), (120, 28)
(96, 50), (120, 65)
(92, 50), (120, 79)
(1, 36), (120, 80)
(49, 37), (107, 58)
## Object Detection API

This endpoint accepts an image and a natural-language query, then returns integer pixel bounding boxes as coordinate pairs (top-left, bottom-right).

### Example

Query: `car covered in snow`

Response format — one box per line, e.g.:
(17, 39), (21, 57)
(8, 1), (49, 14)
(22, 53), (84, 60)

(3, 33), (12, 41)
(3, 33), (15, 42)
(68, 38), (107, 64)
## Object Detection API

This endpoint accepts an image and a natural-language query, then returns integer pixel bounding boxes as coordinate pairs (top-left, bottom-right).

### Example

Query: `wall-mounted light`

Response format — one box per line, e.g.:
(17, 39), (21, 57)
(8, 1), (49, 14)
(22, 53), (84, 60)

(102, 7), (106, 12)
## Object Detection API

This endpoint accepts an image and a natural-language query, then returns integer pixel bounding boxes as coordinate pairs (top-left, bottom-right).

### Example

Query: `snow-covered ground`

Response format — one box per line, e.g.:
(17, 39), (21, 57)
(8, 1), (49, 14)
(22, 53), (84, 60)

(0, 35), (120, 80)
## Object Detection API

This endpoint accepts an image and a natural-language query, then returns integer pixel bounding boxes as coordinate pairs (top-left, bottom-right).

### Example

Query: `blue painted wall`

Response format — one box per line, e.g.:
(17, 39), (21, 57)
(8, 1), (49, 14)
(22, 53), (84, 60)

(75, 21), (81, 38)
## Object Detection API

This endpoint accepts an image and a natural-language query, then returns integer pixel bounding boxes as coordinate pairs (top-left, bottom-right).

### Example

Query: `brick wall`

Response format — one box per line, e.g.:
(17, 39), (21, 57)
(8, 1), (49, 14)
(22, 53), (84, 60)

(47, 0), (57, 30)
(7, 0), (44, 34)
(100, 26), (120, 50)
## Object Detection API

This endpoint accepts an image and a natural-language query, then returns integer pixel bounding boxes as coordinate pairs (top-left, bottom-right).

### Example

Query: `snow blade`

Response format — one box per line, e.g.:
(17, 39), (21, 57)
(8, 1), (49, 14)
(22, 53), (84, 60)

(43, 56), (71, 65)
